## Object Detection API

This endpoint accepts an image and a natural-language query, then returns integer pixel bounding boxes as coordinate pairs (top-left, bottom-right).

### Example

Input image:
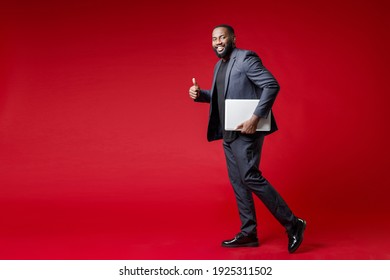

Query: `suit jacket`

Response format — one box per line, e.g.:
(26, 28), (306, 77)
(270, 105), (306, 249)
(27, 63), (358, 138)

(195, 48), (280, 142)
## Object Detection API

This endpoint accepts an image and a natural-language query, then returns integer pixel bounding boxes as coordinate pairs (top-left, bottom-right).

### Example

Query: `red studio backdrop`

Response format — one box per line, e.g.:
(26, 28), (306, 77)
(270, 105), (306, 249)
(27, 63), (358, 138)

(1, 0), (389, 259)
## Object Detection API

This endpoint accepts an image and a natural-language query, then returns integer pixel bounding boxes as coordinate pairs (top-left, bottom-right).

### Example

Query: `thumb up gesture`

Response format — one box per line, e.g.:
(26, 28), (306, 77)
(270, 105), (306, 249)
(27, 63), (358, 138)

(189, 78), (200, 99)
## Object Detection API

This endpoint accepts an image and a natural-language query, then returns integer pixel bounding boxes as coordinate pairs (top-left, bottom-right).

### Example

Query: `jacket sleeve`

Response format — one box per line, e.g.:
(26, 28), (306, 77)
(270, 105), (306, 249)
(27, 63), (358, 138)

(243, 52), (280, 118)
(194, 89), (211, 103)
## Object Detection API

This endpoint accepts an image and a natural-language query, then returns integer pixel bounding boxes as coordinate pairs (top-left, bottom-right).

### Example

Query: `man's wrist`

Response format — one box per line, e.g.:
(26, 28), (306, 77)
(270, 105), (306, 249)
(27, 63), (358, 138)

(250, 114), (261, 123)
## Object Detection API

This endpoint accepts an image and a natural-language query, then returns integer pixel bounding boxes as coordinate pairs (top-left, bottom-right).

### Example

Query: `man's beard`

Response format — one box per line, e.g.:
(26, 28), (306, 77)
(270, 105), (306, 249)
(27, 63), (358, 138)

(214, 40), (235, 59)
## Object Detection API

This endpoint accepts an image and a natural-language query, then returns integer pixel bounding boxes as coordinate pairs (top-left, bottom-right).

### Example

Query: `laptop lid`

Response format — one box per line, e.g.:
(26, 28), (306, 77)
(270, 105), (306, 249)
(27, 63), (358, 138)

(225, 99), (271, 131)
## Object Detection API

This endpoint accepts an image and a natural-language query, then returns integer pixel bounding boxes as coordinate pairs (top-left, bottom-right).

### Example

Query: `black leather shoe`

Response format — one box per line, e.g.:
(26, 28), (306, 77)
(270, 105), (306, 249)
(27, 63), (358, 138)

(288, 218), (306, 253)
(222, 233), (259, 247)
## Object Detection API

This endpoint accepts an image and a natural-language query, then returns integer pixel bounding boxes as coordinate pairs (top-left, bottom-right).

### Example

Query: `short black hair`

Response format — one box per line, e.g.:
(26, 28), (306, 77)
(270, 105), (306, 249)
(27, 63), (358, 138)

(213, 24), (235, 36)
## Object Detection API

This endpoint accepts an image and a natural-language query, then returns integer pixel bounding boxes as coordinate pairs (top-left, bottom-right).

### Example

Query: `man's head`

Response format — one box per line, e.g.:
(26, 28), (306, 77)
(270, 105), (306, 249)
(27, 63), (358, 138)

(212, 24), (236, 59)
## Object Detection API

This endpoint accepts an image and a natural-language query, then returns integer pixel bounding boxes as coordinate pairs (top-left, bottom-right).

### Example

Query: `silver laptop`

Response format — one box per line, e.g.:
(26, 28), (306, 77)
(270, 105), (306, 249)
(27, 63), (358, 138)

(225, 99), (271, 131)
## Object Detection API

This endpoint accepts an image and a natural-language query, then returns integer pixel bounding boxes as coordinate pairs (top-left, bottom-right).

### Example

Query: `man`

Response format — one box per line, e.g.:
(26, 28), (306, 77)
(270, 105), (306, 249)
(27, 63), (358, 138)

(188, 24), (306, 253)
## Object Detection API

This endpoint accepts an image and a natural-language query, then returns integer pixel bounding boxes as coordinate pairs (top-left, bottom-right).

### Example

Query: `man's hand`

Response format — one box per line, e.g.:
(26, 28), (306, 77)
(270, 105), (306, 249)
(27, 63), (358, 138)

(189, 78), (200, 99)
(235, 115), (261, 134)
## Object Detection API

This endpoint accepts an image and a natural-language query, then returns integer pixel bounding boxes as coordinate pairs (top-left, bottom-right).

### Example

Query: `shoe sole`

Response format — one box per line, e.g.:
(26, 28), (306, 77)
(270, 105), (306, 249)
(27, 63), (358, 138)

(289, 220), (306, 253)
(222, 242), (259, 248)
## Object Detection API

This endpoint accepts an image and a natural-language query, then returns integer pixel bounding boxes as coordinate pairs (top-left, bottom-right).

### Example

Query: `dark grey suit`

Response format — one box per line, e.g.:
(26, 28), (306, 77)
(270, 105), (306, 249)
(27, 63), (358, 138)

(196, 48), (298, 235)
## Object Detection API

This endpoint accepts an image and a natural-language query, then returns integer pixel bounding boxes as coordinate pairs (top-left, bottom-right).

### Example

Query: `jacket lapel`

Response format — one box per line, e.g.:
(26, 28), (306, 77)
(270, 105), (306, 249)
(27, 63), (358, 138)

(210, 60), (222, 100)
(224, 48), (238, 98)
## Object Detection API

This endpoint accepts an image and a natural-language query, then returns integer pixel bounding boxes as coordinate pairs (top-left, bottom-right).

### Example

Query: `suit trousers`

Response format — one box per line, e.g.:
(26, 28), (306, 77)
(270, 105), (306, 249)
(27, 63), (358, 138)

(223, 134), (297, 236)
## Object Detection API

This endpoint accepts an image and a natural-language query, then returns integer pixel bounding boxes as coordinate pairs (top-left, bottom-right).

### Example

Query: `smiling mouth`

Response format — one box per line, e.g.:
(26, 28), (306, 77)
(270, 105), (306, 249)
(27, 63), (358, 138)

(217, 46), (225, 52)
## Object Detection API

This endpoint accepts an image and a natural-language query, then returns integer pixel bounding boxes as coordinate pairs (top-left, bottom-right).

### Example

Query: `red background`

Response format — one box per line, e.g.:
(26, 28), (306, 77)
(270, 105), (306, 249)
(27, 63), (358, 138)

(1, 0), (389, 259)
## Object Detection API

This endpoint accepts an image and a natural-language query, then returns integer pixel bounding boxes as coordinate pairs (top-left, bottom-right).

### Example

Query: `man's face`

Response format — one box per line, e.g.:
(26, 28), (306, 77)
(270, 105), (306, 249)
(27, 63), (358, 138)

(212, 27), (236, 59)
